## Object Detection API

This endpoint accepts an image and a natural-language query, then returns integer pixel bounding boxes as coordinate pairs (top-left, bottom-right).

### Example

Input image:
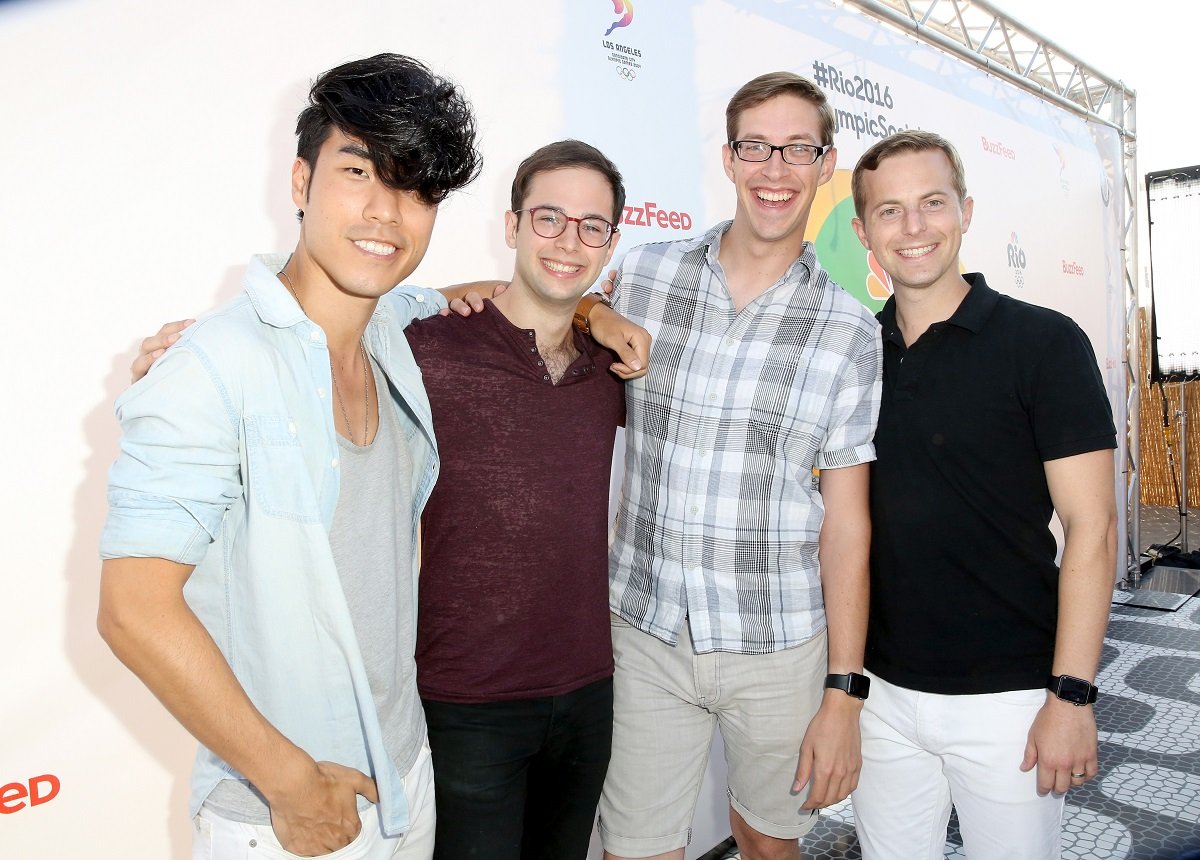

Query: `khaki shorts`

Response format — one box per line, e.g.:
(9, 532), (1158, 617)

(598, 615), (825, 857)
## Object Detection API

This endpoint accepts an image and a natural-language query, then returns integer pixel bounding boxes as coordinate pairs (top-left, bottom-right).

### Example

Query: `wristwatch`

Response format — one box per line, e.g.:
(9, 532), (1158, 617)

(1046, 674), (1098, 706)
(824, 672), (871, 700)
(573, 293), (611, 335)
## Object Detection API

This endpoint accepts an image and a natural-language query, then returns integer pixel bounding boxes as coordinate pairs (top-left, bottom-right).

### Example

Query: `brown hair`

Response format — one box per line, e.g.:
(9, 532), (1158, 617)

(510, 139), (625, 224)
(852, 130), (968, 219)
(725, 72), (835, 146)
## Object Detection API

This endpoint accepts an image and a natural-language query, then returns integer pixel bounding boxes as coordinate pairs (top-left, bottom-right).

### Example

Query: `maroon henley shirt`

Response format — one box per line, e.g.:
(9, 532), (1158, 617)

(405, 300), (624, 703)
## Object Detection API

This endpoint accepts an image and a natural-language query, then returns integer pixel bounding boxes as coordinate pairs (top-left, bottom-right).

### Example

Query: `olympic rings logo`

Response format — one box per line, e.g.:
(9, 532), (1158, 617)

(616, 67), (636, 81)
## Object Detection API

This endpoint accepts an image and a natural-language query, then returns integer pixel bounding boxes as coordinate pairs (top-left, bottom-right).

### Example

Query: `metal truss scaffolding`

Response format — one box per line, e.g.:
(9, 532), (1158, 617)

(842, 0), (1141, 574)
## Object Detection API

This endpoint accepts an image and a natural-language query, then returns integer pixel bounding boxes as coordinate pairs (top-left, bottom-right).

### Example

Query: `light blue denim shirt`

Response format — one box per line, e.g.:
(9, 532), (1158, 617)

(100, 254), (446, 835)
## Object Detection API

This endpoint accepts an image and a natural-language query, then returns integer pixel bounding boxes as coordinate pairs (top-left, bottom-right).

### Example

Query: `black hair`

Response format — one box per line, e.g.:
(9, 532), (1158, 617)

(295, 53), (481, 214)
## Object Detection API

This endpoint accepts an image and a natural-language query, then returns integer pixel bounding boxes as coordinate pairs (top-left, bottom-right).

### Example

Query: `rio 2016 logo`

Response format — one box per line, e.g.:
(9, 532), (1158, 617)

(1007, 232), (1027, 288)
(604, 0), (633, 37)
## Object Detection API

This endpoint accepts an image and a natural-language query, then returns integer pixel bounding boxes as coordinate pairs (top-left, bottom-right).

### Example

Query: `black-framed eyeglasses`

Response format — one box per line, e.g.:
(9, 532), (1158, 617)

(729, 140), (832, 166)
(515, 207), (618, 248)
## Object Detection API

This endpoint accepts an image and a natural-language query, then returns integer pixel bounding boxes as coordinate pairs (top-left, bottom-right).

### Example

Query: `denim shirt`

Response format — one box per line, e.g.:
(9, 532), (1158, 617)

(100, 254), (445, 835)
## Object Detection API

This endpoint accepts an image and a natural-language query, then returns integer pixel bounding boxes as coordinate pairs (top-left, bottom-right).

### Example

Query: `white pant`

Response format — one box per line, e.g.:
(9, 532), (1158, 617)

(192, 744), (435, 860)
(853, 673), (1064, 860)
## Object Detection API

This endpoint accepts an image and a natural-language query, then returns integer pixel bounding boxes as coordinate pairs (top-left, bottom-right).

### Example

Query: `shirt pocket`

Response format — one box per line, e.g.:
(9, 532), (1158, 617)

(244, 414), (322, 523)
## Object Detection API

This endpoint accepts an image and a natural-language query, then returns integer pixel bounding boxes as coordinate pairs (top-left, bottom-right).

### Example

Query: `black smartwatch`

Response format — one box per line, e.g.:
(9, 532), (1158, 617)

(824, 672), (870, 700)
(1047, 674), (1098, 706)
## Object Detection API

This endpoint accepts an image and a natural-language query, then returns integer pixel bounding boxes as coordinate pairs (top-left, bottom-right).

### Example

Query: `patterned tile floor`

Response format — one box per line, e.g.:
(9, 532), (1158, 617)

(714, 507), (1200, 859)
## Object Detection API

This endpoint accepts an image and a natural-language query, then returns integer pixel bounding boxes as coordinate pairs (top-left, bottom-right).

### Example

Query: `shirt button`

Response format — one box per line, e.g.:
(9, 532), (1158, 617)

(309, 330), (320, 341)
(543, 374), (551, 381)
(537, 360), (544, 367)
(690, 505), (699, 515)
(317, 388), (327, 399)
(287, 422), (297, 435)
(528, 332), (535, 338)
(416, 294), (425, 302)
(331, 457), (339, 468)
(708, 393), (718, 402)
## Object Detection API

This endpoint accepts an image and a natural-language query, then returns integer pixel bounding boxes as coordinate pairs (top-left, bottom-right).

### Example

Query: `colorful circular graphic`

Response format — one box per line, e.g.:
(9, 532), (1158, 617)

(805, 169), (890, 312)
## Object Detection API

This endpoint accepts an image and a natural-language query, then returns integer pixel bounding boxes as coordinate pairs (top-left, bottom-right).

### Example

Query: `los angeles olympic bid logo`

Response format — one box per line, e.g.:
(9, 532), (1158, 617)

(604, 0), (633, 37)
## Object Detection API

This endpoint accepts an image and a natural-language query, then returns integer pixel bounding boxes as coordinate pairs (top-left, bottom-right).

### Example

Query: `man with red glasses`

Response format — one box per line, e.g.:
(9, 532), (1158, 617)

(408, 139), (628, 859)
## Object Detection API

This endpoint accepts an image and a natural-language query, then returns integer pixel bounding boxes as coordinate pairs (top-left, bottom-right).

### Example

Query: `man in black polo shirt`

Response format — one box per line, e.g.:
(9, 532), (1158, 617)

(847, 130), (1117, 859)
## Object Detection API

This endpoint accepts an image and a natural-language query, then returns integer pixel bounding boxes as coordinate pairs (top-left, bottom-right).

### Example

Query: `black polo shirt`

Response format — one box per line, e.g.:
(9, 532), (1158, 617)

(865, 274), (1116, 695)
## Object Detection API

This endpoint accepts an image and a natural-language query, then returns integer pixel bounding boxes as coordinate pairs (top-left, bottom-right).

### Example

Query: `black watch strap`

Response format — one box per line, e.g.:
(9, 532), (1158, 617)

(825, 672), (870, 700)
(1047, 674), (1098, 706)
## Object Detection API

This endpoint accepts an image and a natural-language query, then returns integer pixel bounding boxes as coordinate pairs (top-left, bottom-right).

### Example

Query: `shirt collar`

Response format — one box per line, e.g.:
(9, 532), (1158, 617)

(944, 273), (999, 333)
(242, 253), (398, 334)
(877, 272), (998, 339)
(244, 254), (306, 328)
(691, 220), (820, 285)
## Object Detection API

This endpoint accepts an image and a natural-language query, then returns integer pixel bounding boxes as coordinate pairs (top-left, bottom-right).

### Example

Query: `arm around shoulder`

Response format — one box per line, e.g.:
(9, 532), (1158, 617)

(582, 297), (650, 380)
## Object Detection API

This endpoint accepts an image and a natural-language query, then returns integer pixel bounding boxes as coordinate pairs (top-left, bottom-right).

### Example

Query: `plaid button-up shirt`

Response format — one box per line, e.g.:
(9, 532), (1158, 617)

(609, 222), (882, 654)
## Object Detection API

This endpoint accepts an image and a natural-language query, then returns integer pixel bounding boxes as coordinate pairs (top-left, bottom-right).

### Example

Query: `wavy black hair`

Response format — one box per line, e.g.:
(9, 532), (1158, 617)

(295, 54), (481, 212)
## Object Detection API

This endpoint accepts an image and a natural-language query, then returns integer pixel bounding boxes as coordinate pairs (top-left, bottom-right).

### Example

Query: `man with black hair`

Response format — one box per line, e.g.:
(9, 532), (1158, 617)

(99, 54), (481, 859)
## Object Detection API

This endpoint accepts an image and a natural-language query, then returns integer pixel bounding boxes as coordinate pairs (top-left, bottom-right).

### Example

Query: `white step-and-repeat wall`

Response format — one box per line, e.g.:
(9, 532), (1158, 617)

(1, 1), (1123, 856)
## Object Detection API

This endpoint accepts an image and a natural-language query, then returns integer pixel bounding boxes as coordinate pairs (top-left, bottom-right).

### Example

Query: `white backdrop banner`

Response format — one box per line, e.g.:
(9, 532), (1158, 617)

(0, 1), (1123, 857)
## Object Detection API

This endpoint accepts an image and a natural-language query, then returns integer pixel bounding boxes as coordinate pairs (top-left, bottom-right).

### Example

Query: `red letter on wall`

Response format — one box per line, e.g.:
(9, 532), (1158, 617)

(29, 775), (60, 806)
(0, 782), (28, 813)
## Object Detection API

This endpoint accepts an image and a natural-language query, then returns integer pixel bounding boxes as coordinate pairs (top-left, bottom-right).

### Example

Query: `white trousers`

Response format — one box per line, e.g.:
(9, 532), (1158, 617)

(192, 744), (435, 860)
(853, 672), (1064, 860)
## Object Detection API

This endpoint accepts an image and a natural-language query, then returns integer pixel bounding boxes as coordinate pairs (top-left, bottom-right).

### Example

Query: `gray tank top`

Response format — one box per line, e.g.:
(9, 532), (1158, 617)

(205, 357), (422, 823)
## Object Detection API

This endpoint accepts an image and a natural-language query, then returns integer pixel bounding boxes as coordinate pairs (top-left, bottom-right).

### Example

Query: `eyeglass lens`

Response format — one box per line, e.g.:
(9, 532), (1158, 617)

(526, 208), (613, 247)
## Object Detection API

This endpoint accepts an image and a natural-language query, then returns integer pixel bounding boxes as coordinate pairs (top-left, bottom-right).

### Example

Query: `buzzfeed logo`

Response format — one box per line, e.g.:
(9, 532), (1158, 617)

(1, 774), (61, 814)
(981, 136), (1016, 160)
(622, 201), (693, 231)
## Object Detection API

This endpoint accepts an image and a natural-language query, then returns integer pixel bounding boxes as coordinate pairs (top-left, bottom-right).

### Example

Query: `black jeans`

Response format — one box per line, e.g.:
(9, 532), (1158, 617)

(422, 676), (614, 860)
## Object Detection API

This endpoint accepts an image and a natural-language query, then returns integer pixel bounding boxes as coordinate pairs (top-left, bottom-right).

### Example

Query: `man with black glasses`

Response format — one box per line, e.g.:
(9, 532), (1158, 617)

(599, 72), (880, 860)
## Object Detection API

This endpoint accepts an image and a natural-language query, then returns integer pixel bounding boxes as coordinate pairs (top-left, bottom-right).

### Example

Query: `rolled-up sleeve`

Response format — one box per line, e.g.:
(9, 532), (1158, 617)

(381, 285), (448, 324)
(816, 323), (882, 470)
(100, 345), (243, 565)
